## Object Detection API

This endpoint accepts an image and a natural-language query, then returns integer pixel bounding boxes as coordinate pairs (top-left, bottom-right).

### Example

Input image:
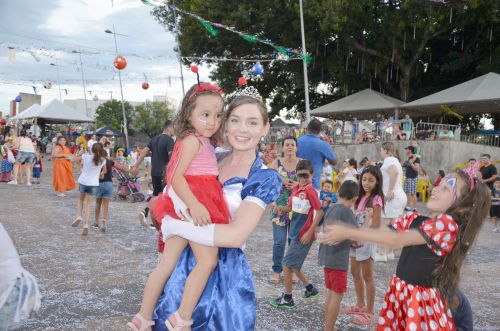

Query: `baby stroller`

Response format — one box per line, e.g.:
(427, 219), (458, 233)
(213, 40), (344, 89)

(112, 167), (145, 203)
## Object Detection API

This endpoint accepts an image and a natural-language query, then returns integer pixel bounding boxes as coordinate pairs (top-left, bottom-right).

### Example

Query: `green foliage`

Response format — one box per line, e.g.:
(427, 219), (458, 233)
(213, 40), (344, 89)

(151, 0), (499, 130)
(95, 100), (135, 135)
(134, 101), (175, 138)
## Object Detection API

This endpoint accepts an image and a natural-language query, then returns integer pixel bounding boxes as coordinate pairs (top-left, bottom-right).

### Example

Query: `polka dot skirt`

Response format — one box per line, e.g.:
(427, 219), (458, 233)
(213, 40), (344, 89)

(378, 276), (456, 331)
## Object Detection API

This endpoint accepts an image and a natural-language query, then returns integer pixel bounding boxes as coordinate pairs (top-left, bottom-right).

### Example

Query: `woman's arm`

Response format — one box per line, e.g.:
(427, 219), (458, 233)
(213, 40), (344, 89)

(52, 146), (65, 158)
(318, 223), (426, 248)
(162, 200), (268, 248)
(386, 164), (398, 201)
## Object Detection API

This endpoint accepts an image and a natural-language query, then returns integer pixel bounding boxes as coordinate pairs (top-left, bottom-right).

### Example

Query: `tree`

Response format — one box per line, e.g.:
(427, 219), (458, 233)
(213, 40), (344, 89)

(134, 101), (175, 138)
(151, 0), (499, 129)
(95, 100), (136, 135)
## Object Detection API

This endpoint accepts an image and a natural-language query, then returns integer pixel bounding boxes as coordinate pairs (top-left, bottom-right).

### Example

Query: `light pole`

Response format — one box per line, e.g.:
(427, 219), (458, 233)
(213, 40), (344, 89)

(172, 0), (185, 95)
(72, 49), (89, 119)
(50, 60), (62, 101)
(105, 25), (129, 149)
(299, 0), (311, 124)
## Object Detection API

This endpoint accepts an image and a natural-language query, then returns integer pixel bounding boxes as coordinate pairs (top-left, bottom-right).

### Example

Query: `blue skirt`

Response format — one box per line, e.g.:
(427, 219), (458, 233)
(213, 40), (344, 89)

(153, 246), (256, 331)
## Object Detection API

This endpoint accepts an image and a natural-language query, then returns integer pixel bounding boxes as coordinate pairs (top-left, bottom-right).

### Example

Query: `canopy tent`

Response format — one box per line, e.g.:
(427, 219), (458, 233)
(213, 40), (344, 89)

(310, 89), (404, 120)
(402, 72), (500, 116)
(94, 126), (122, 137)
(19, 99), (93, 123)
(271, 118), (290, 127)
(10, 104), (41, 121)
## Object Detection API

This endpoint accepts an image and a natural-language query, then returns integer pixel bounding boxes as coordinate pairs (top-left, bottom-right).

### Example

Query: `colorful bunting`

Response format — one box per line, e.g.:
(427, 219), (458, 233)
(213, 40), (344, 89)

(140, 1), (312, 65)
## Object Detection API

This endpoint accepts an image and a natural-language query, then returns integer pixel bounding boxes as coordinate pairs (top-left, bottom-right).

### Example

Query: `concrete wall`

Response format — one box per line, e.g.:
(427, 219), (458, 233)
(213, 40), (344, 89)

(331, 140), (499, 177)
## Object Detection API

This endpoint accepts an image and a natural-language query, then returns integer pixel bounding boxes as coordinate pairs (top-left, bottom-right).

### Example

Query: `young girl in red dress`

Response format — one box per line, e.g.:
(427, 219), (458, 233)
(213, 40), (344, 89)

(318, 169), (491, 331)
(128, 82), (230, 331)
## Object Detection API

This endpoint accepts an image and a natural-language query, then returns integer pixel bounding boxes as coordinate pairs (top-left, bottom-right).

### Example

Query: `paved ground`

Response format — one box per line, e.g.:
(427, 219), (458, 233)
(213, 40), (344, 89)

(1, 160), (499, 330)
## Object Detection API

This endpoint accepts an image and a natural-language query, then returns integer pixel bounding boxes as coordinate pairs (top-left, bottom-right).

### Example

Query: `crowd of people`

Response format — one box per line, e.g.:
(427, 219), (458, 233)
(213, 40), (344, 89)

(1, 83), (498, 331)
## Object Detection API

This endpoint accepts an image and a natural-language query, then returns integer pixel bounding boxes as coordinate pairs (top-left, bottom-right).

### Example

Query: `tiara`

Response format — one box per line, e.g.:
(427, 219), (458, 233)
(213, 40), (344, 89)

(233, 86), (263, 101)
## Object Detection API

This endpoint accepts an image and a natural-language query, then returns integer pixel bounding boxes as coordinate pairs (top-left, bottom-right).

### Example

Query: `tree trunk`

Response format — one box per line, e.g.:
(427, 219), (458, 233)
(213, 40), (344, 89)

(399, 67), (411, 102)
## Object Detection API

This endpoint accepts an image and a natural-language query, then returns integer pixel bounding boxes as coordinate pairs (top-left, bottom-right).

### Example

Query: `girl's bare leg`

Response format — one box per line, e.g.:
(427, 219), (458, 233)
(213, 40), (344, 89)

(350, 257), (365, 309)
(361, 259), (375, 314)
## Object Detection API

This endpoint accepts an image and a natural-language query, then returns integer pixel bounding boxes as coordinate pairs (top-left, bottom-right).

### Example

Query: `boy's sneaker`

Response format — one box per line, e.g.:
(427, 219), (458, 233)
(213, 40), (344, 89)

(303, 286), (319, 300)
(91, 223), (100, 230)
(269, 293), (295, 309)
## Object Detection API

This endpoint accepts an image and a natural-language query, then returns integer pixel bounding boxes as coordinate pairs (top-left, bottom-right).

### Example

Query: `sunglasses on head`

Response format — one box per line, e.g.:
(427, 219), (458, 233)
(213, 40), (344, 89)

(442, 176), (458, 203)
(297, 173), (310, 179)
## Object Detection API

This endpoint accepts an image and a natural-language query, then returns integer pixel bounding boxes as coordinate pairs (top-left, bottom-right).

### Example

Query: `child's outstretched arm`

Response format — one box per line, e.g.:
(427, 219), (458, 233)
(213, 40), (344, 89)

(317, 223), (425, 248)
(171, 135), (211, 226)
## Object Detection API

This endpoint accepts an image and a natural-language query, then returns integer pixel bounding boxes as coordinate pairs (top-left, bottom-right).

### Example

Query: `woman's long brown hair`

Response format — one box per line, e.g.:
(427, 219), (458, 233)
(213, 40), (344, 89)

(432, 169), (491, 301)
(91, 142), (105, 166)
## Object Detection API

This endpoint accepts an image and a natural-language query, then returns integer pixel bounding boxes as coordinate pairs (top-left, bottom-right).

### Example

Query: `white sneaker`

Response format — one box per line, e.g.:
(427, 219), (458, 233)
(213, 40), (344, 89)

(27, 181), (32, 186)
(493, 228), (499, 233)
(138, 211), (148, 227)
(7, 180), (18, 185)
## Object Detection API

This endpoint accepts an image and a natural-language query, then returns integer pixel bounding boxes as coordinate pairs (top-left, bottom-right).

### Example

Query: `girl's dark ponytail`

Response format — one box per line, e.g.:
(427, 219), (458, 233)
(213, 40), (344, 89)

(432, 170), (491, 301)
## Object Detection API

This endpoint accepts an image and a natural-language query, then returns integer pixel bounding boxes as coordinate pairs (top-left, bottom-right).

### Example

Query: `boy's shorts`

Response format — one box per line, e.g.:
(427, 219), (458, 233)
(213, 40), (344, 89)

(282, 239), (313, 270)
(324, 268), (347, 293)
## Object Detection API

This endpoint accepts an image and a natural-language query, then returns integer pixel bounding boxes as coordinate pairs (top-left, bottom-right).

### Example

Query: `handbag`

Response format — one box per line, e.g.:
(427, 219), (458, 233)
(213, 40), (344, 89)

(7, 148), (15, 163)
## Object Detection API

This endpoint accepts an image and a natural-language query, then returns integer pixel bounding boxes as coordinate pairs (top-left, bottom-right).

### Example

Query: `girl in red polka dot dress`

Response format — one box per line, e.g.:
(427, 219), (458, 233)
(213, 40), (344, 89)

(318, 169), (491, 330)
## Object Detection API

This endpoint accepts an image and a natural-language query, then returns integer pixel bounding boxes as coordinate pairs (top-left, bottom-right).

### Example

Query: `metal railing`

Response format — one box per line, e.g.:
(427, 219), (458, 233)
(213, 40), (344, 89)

(413, 122), (460, 140)
(460, 134), (500, 147)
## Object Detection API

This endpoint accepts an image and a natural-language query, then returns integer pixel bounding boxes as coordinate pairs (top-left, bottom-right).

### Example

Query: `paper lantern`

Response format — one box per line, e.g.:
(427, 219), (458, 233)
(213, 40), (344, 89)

(43, 81), (52, 89)
(252, 62), (264, 75)
(15, 95), (22, 102)
(0, 118), (6, 125)
(142, 82), (150, 90)
(190, 65), (199, 73)
(238, 76), (247, 86)
(113, 55), (127, 70)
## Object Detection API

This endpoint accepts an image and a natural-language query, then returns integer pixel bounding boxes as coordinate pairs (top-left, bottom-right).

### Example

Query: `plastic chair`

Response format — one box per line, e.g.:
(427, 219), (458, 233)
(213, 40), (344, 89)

(417, 178), (430, 202)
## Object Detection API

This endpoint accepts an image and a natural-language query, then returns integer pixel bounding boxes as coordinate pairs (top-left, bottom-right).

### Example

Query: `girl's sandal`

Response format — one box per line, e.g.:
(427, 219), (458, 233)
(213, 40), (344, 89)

(165, 311), (193, 331)
(352, 312), (375, 326)
(71, 217), (82, 227)
(342, 305), (365, 314)
(127, 313), (155, 331)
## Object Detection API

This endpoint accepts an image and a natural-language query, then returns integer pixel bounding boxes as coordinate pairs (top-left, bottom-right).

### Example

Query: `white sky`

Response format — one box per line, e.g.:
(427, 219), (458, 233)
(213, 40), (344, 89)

(0, 0), (207, 114)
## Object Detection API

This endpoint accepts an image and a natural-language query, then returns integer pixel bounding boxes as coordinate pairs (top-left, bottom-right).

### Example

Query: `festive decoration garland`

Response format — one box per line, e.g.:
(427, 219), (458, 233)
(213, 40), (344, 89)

(140, 0), (312, 65)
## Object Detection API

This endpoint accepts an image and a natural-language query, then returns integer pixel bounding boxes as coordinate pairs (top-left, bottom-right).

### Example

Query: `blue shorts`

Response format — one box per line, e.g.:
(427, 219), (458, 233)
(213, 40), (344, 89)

(95, 181), (113, 199)
(79, 184), (97, 195)
(16, 151), (35, 164)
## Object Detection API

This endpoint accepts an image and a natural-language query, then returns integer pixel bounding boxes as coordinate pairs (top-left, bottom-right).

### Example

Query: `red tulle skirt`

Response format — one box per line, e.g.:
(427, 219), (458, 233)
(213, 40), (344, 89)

(152, 175), (230, 225)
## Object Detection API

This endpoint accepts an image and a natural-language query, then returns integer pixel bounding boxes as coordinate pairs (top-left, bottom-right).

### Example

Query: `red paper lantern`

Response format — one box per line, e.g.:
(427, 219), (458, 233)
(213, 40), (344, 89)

(0, 118), (6, 125)
(142, 82), (150, 90)
(113, 55), (127, 70)
(238, 76), (247, 86)
(190, 65), (199, 73)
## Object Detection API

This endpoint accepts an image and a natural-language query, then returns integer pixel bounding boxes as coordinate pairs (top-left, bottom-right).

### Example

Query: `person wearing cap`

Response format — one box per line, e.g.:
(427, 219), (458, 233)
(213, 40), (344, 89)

(297, 118), (337, 191)
(132, 120), (175, 225)
(402, 145), (420, 211)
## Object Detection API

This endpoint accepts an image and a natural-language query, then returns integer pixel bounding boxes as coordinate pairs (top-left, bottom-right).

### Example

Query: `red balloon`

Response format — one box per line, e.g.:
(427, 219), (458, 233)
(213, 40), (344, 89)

(238, 76), (247, 86)
(113, 55), (127, 70)
(190, 65), (199, 73)
(142, 82), (150, 90)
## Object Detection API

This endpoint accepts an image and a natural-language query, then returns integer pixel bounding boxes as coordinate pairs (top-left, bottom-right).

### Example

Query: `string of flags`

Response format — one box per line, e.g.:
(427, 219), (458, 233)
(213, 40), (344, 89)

(140, 0), (312, 65)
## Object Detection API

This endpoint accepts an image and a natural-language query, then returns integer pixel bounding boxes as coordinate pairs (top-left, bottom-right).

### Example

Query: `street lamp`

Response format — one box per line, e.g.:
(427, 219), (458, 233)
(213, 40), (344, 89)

(49, 61), (62, 102)
(105, 25), (129, 150)
(72, 49), (89, 118)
